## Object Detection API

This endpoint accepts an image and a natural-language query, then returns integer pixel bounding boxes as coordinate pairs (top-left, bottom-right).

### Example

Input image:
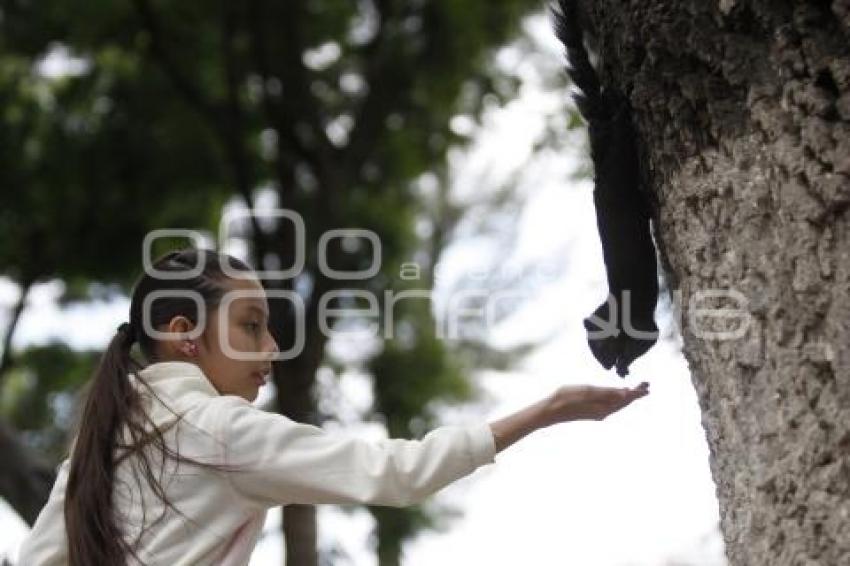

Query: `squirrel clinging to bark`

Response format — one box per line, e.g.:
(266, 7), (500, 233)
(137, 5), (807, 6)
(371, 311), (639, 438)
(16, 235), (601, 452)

(552, 0), (660, 377)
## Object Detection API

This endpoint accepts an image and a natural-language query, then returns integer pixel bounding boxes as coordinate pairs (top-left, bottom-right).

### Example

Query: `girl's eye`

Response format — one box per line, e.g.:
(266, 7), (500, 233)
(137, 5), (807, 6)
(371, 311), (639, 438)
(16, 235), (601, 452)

(246, 322), (261, 334)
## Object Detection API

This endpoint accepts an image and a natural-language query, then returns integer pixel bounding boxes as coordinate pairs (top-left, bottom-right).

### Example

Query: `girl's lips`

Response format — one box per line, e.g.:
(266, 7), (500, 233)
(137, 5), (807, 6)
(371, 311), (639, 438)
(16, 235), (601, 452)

(251, 372), (268, 386)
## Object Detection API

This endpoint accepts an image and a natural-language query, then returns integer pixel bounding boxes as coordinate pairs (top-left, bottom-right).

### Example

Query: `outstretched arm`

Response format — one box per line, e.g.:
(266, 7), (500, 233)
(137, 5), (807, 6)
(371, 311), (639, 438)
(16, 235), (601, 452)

(489, 381), (650, 453)
(221, 381), (649, 509)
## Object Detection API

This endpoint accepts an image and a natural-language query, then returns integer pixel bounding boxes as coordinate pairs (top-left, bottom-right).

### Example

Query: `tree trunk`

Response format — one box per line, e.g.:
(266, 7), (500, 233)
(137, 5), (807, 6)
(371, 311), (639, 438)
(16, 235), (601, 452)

(277, 361), (319, 566)
(579, 1), (850, 564)
(271, 274), (336, 566)
(277, 363), (320, 566)
(282, 504), (318, 566)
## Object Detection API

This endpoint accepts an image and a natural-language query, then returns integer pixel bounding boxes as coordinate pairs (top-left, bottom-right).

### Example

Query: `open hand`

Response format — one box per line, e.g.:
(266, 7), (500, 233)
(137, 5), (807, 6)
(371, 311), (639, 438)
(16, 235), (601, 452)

(546, 381), (650, 424)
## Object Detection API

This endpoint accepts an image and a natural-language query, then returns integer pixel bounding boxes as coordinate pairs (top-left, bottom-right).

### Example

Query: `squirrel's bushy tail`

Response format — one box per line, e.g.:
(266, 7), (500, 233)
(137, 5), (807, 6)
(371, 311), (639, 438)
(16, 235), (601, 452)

(551, 0), (608, 123)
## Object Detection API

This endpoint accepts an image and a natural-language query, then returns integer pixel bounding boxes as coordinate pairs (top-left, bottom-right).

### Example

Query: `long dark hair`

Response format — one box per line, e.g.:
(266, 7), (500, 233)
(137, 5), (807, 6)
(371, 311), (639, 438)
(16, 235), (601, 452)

(64, 247), (255, 566)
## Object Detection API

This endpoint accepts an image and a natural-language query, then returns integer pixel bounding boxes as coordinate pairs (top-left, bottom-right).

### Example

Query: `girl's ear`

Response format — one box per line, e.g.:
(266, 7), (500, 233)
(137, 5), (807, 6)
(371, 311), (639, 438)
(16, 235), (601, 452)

(159, 315), (199, 358)
(166, 315), (197, 338)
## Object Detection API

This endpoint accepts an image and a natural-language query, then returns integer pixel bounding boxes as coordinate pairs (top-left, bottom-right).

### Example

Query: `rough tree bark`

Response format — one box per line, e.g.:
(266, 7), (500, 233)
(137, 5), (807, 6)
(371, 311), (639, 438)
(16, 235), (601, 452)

(577, 1), (849, 564)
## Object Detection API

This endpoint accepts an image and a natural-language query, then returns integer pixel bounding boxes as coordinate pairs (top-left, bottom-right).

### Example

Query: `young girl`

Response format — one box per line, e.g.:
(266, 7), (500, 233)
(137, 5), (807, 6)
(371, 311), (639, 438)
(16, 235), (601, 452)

(17, 247), (649, 566)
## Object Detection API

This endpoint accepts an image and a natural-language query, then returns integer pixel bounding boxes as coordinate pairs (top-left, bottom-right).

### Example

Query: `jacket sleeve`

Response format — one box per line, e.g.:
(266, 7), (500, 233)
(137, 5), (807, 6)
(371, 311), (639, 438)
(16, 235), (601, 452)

(220, 397), (497, 509)
(16, 458), (70, 566)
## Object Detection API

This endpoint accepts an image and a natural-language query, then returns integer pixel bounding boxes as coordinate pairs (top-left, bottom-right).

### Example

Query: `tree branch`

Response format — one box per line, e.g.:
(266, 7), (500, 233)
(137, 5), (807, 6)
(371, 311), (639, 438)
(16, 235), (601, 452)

(246, 0), (316, 170)
(131, 0), (224, 129)
(219, 0), (269, 271)
(342, 0), (416, 180)
(276, 2), (332, 161)
(133, 0), (273, 271)
(0, 276), (34, 386)
(246, 0), (321, 263)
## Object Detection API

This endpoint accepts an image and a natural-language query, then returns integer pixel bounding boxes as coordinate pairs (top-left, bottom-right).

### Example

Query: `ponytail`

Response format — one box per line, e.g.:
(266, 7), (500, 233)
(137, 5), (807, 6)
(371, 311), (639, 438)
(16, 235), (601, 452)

(65, 323), (140, 566)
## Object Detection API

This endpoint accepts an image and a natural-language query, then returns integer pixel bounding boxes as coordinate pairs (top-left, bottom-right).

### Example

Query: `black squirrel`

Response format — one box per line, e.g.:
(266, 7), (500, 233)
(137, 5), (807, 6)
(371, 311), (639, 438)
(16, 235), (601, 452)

(552, 0), (659, 377)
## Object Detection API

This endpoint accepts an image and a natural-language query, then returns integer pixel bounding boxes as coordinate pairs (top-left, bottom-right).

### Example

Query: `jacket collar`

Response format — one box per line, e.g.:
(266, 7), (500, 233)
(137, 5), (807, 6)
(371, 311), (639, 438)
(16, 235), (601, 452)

(132, 361), (221, 402)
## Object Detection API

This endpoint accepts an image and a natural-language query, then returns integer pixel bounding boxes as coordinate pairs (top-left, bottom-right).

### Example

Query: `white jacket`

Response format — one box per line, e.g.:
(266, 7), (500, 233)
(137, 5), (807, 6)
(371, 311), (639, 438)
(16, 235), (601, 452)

(17, 361), (497, 565)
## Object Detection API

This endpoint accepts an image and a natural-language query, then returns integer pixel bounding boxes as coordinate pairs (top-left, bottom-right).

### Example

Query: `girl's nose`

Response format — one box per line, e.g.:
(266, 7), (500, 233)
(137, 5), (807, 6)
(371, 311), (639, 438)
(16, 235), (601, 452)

(265, 335), (280, 358)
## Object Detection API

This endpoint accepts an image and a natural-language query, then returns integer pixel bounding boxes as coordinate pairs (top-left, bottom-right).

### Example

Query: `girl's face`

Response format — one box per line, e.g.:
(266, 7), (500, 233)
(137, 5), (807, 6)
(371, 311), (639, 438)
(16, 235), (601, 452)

(163, 274), (279, 402)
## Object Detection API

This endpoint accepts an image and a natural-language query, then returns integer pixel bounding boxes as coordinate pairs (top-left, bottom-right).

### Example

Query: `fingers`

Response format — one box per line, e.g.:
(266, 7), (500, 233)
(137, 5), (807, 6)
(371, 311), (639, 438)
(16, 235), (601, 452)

(615, 381), (650, 407)
(632, 381), (650, 397)
(557, 382), (651, 422)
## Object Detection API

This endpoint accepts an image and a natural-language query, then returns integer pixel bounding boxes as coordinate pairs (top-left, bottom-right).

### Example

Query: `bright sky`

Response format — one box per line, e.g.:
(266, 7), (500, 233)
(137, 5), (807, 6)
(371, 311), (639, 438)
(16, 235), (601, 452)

(0, 12), (727, 566)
